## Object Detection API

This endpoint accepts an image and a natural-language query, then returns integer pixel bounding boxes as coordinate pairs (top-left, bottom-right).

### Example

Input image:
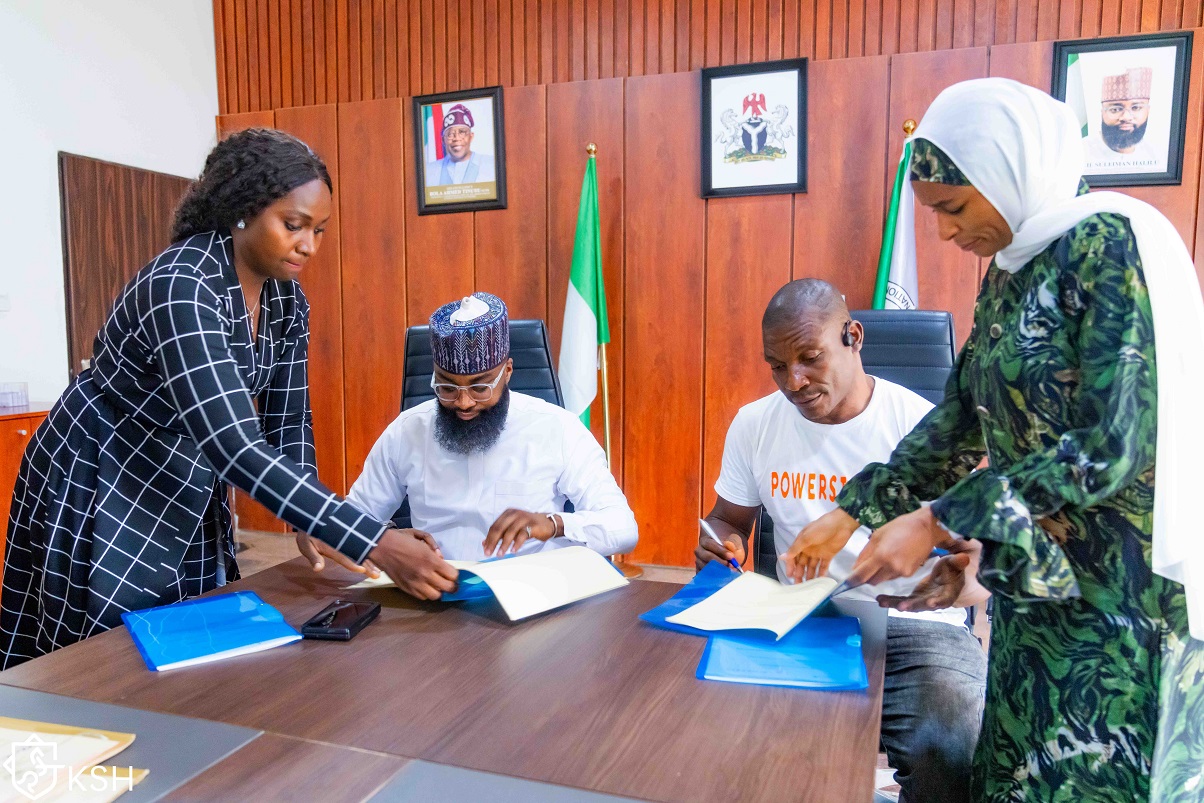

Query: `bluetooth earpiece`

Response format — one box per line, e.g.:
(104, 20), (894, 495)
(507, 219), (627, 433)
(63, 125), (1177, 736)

(841, 320), (855, 347)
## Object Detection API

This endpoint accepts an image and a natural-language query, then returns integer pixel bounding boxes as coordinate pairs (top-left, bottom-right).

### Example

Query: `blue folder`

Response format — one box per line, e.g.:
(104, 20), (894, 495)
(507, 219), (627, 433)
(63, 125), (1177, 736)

(638, 561), (744, 636)
(122, 591), (301, 672)
(698, 615), (868, 691)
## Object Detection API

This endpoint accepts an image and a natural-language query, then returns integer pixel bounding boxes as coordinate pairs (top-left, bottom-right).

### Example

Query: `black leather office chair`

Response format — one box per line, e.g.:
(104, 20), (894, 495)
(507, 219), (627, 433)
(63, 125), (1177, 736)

(392, 319), (567, 528)
(752, 308), (957, 575)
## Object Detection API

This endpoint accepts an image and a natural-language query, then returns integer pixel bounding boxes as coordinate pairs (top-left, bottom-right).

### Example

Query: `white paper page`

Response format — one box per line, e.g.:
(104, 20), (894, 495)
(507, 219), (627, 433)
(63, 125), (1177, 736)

(665, 573), (838, 639)
(463, 546), (628, 621)
(156, 635), (301, 671)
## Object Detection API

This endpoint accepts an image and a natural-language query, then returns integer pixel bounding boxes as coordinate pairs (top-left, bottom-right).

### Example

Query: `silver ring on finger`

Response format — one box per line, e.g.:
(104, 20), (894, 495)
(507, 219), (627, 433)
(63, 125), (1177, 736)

(525, 525), (532, 538)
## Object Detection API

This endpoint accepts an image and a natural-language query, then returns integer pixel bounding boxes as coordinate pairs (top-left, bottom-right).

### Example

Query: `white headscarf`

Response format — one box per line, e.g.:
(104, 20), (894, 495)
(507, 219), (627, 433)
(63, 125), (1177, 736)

(914, 77), (1204, 639)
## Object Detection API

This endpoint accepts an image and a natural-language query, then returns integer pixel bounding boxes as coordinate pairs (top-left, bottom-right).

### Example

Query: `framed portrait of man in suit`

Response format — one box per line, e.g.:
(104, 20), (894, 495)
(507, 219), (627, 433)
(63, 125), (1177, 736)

(412, 86), (507, 214)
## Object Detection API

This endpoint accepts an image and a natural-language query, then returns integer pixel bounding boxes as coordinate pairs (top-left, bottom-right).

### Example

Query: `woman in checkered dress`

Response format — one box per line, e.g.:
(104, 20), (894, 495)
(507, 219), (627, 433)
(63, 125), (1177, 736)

(1, 130), (458, 669)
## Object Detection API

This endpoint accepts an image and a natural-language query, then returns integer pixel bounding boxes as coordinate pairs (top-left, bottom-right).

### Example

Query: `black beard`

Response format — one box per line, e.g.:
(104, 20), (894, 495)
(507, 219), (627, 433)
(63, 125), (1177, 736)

(434, 386), (510, 455)
(1101, 118), (1148, 151)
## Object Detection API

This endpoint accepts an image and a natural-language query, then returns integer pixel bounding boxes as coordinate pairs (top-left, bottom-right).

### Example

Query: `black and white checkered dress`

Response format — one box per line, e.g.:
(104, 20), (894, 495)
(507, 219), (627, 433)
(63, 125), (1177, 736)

(1, 232), (385, 668)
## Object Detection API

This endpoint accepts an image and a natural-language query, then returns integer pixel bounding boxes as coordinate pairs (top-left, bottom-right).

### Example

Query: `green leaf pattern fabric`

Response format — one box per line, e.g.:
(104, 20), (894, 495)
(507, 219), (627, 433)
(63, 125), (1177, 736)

(837, 210), (1203, 800)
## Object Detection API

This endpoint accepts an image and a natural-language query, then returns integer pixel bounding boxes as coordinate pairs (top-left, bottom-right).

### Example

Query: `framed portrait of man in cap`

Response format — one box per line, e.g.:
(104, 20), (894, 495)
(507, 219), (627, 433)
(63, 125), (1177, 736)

(1053, 32), (1192, 186)
(700, 58), (808, 198)
(412, 86), (507, 214)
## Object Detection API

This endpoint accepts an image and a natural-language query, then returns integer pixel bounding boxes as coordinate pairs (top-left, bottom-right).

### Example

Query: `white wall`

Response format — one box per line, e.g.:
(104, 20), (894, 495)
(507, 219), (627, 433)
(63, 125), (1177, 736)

(0, 0), (218, 401)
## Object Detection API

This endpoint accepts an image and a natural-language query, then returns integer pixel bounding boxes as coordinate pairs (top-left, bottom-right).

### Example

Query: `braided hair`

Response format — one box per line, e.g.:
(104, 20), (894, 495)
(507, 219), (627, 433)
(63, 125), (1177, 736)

(171, 128), (333, 242)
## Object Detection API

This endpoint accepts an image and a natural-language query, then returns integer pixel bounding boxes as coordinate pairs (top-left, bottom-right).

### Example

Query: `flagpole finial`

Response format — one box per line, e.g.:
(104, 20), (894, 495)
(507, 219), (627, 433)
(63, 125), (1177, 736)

(586, 143), (598, 157)
(902, 119), (917, 136)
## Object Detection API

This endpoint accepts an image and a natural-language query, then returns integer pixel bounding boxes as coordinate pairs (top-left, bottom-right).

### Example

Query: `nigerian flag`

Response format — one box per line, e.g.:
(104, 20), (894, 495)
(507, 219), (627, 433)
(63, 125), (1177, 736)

(872, 138), (918, 310)
(558, 155), (610, 427)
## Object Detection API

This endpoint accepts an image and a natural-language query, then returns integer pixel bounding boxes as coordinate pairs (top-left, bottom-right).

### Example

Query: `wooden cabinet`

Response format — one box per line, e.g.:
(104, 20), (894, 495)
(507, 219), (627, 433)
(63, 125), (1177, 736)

(1, 407), (49, 575)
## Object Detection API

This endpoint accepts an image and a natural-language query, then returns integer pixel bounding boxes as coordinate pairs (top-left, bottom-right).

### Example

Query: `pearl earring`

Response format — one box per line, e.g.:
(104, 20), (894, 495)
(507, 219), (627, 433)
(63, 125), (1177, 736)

(236, 220), (246, 229)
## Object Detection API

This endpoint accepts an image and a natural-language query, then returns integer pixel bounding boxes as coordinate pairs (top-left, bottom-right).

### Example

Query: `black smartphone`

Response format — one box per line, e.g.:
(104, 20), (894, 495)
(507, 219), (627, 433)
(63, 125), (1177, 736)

(300, 599), (380, 641)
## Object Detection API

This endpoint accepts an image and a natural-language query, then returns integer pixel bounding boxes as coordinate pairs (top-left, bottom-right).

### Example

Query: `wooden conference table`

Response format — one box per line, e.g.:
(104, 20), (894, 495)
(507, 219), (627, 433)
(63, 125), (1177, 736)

(0, 558), (889, 802)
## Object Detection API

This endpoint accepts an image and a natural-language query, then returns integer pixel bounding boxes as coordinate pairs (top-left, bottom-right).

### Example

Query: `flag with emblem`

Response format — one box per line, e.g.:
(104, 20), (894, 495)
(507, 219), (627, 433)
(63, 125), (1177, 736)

(872, 138), (918, 310)
(558, 154), (610, 428)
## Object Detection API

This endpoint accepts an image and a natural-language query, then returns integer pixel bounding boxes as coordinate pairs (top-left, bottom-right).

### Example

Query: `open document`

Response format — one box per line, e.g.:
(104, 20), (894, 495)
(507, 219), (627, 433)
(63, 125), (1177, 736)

(348, 545), (628, 621)
(665, 572), (838, 640)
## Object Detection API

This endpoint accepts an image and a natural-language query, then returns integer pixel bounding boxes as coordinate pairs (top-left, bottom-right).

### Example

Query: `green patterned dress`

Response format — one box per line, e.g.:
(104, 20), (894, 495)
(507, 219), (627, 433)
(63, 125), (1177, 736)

(837, 210), (1204, 801)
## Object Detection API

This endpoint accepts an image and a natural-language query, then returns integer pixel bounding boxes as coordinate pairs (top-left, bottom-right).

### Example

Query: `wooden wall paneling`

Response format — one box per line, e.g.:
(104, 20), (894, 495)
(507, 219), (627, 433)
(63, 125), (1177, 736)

(325, 0), (340, 102)
(952, 0), (974, 48)
(1120, 0), (1144, 31)
(215, 0), (1204, 115)
(848, 0), (865, 57)
(700, 195), (792, 516)
(815, 0), (832, 59)
(473, 84), (548, 320)
(409, 0), (423, 95)
(399, 0), (414, 98)
(613, 0), (629, 77)
(676, 0), (693, 69)
(242, 0), (259, 111)
(1082, 0), (1103, 35)
(340, 98), (410, 483)
(401, 113), (475, 325)
(889, 47), (989, 345)
(344, 0), (360, 101)
(783, 0), (801, 59)
(433, 0), (448, 93)
(546, 78), (626, 484)
(706, 0), (722, 65)
(216, 110), (276, 139)
(1123, 27), (1204, 247)
(374, 0), (388, 98)
(485, 0), (500, 85)
(214, 0), (229, 114)
(275, 105), (347, 497)
(258, 0), (273, 107)
(1036, 0), (1061, 40)
(793, 55), (890, 310)
(269, 0), (283, 109)
(986, 38), (1053, 89)
(973, 0), (995, 44)
(623, 72), (705, 567)
(1101, 0), (1120, 34)
(510, 0), (526, 85)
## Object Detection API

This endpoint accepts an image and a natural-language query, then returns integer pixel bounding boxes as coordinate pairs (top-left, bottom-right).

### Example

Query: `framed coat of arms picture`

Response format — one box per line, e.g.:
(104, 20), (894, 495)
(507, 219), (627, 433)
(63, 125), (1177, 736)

(701, 58), (808, 198)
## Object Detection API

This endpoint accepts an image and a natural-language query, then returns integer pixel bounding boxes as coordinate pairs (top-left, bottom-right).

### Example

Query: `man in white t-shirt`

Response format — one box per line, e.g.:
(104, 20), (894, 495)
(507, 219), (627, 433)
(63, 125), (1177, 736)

(696, 279), (987, 803)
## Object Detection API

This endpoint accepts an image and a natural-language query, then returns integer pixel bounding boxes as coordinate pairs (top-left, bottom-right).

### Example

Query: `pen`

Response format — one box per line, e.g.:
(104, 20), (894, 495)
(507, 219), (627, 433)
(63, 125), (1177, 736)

(699, 518), (743, 573)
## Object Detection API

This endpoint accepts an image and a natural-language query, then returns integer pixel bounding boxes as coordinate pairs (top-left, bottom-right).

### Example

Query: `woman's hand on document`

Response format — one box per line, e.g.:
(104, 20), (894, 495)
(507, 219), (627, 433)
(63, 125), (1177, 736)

(296, 531), (383, 577)
(784, 508), (861, 582)
(368, 528), (460, 600)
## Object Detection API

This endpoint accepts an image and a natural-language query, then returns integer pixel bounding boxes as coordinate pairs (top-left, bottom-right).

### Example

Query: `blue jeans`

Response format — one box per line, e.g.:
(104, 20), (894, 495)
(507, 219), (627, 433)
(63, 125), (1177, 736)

(881, 617), (987, 803)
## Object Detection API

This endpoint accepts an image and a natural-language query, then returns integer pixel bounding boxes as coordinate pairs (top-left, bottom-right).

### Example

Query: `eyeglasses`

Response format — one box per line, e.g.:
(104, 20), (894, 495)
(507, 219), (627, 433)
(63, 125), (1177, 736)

(430, 369), (505, 403)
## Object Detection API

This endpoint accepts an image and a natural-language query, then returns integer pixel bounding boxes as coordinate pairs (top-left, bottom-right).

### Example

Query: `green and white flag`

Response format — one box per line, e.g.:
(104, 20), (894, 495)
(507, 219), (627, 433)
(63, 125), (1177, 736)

(872, 138), (918, 310)
(559, 156), (610, 426)
(1065, 53), (1090, 137)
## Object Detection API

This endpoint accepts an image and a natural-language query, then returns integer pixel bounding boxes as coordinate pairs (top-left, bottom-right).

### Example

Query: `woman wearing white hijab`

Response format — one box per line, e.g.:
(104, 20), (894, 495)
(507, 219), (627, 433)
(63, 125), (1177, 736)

(787, 78), (1203, 800)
